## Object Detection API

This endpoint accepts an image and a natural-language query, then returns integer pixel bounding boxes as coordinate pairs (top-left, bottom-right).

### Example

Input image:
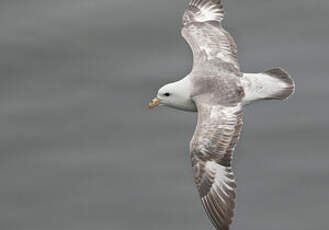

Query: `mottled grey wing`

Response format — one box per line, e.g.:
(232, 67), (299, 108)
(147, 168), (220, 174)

(190, 102), (243, 230)
(182, 0), (239, 70)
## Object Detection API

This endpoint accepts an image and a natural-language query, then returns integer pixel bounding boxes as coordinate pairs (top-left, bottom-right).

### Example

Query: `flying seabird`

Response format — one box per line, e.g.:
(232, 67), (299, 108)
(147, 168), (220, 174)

(148, 0), (295, 229)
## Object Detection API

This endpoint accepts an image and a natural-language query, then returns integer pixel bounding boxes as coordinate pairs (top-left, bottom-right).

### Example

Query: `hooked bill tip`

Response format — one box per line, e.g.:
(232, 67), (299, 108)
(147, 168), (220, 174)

(148, 97), (161, 109)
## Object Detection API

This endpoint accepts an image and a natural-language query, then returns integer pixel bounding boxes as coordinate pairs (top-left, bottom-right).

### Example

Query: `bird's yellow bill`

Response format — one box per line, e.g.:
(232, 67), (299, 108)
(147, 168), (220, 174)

(148, 97), (161, 109)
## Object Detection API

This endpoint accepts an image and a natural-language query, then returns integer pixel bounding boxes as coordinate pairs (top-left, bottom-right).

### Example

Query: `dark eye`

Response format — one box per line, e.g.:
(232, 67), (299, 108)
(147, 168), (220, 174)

(163, 93), (170, 97)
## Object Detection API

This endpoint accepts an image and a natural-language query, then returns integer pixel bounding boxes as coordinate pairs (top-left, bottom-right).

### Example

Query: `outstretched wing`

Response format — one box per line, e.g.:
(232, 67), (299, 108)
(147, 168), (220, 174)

(190, 102), (243, 230)
(182, 0), (239, 70)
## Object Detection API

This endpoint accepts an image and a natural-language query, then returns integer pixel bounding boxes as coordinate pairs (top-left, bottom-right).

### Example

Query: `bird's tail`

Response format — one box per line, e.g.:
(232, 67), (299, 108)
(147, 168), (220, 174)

(241, 68), (295, 105)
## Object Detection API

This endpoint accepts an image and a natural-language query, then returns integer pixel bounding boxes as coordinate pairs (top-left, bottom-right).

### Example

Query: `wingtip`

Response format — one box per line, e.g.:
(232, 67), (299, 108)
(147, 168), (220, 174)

(187, 0), (225, 23)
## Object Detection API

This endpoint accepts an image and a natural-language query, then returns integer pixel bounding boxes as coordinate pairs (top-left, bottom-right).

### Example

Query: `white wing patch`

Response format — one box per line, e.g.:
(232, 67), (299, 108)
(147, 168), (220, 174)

(206, 161), (234, 191)
(186, 0), (224, 24)
(198, 161), (237, 230)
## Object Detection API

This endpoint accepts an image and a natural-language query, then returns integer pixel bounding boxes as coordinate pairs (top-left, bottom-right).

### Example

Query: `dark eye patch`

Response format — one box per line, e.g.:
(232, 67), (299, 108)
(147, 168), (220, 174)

(164, 93), (170, 97)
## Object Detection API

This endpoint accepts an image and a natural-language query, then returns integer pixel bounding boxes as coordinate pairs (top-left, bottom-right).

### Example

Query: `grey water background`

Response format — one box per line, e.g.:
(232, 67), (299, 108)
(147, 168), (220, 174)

(1, 0), (328, 229)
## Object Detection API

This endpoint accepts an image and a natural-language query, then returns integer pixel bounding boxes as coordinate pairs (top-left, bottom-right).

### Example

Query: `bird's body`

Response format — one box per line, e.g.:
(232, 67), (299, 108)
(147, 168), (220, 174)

(148, 0), (295, 229)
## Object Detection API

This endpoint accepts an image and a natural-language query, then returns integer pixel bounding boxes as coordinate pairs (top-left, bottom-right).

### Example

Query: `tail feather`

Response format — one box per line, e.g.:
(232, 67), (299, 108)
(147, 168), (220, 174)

(241, 68), (295, 105)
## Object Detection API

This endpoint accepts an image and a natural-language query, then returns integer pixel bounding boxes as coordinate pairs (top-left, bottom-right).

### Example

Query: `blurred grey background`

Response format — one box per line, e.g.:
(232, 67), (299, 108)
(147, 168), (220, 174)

(0, 0), (328, 230)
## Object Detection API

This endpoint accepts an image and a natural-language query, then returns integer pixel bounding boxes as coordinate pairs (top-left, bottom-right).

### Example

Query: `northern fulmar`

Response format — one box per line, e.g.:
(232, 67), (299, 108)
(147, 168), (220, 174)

(148, 0), (295, 229)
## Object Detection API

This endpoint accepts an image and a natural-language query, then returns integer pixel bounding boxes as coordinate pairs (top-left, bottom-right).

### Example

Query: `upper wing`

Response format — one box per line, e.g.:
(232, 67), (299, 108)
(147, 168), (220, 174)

(190, 102), (243, 230)
(182, 0), (239, 70)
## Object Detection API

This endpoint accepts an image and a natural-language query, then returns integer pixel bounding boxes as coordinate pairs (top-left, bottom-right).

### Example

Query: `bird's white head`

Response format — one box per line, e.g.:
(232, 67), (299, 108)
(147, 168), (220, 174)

(148, 78), (196, 112)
